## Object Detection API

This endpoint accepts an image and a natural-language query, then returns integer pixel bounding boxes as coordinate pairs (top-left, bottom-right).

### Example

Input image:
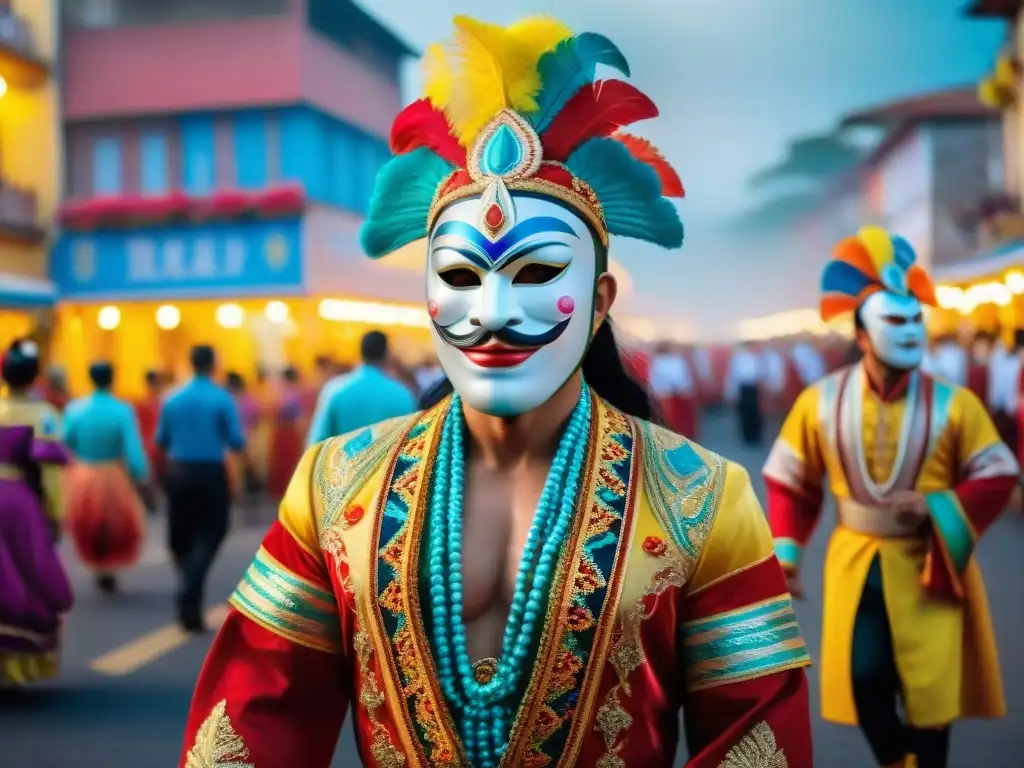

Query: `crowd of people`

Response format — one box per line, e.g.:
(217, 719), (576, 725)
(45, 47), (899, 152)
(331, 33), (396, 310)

(0, 327), (441, 681)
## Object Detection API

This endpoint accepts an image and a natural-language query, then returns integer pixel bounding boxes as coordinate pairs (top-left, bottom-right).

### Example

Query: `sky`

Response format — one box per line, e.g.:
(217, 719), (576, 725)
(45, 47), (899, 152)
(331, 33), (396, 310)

(360, 0), (1008, 339)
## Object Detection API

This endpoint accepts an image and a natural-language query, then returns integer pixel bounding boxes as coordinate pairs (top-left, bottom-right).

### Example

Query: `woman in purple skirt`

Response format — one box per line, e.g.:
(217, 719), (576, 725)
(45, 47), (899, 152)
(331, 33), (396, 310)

(0, 338), (73, 686)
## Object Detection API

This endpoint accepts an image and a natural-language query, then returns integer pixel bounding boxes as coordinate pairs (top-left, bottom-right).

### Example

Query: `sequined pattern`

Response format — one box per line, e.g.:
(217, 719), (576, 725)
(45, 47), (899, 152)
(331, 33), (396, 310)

(595, 423), (727, 766)
(638, 421), (724, 558)
(184, 700), (254, 768)
(680, 595), (810, 691)
(229, 547), (341, 653)
(717, 721), (787, 768)
(372, 407), (462, 767)
(316, 415), (416, 538)
(354, 627), (406, 768)
(508, 402), (638, 768)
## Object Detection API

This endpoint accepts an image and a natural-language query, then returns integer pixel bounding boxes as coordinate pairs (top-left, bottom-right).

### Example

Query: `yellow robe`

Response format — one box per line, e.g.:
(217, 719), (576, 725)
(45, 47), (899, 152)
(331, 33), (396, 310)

(764, 364), (1017, 728)
(180, 395), (815, 767)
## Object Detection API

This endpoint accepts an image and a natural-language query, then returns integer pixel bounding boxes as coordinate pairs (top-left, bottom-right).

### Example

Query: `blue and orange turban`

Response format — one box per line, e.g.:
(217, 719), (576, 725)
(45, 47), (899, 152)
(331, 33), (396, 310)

(819, 227), (937, 322)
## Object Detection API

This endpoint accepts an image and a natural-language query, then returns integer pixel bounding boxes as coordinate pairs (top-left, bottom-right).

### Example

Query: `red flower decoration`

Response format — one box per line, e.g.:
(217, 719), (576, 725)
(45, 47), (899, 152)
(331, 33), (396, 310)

(642, 536), (667, 558)
(344, 504), (365, 525)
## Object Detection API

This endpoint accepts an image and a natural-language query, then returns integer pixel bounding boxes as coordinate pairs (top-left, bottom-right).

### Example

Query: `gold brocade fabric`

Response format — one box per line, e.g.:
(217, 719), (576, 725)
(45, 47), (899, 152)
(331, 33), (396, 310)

(859, 392), (905, 485)
(717, 721), (787, 768)
(184, 700), (254, 768)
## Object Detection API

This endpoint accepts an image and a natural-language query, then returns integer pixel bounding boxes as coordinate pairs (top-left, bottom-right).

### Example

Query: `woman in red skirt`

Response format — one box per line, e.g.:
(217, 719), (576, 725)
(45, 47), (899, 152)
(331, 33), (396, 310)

(266, 366), (305, 500)
(62, 363), (149, 594)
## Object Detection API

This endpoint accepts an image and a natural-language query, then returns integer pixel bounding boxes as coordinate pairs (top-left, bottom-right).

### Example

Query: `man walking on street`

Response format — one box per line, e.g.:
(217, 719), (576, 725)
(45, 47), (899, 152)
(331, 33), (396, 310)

(156, 345), (246, 632)
(305, 330), (416, 445)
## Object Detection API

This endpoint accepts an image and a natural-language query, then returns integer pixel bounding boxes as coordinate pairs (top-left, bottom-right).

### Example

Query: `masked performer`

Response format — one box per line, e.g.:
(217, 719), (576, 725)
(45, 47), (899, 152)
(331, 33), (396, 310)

(764, 228), (1016, 768)
(180, 16), (813, 768)
(63, 362), (150, 594)
(0, 339), (73, 685)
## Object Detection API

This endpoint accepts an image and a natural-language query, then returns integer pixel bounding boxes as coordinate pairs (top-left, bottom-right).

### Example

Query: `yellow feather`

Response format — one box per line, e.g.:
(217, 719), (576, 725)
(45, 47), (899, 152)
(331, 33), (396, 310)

(857, 226), (895, 271)
(508, 16), (574, 65)
(442, 16), (533, 146)
(420, 15), (576, 148)
(422, 43), (454, 110)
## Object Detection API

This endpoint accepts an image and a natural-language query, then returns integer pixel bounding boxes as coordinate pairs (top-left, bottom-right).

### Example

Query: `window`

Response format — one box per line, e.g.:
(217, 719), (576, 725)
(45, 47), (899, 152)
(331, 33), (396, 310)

(93, 137), (123, 195)
(181, 116), (216, 195)
(140, 133), (168, 195)
(234, 112), (267, 190)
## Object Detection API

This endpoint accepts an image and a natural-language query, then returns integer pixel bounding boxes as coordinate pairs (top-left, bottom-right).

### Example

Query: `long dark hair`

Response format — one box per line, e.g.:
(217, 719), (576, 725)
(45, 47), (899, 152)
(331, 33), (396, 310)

(418, 317), (656, 420)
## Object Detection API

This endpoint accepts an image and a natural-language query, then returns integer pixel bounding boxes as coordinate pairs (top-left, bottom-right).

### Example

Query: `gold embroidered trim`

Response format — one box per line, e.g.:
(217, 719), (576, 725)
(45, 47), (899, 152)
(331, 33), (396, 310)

(316, 414), (415, 537)
(595, 547), (690, 765)
(184, 700), (254, 768)
(595, 419), (725, 765)
(355, 627), (406, 768)
(718, 721), (787, 768)
(427, 169), (609, 244)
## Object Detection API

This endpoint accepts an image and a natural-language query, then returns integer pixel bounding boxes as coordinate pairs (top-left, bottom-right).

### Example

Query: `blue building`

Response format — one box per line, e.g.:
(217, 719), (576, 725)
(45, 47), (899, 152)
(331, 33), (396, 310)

(51, 0), (431, 395)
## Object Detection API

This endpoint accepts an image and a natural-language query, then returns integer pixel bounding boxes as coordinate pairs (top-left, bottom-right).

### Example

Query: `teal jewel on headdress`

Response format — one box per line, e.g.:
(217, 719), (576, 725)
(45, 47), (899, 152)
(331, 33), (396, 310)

(467, 109), (545, 241)
(880, 261), (909, 297)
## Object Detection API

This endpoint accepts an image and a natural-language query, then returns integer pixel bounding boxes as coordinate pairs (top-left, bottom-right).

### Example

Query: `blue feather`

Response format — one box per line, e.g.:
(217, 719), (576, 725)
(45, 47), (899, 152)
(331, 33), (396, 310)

(820, 260), (874, 297)
(890, 235), (916, 269)
(566, 138), (683, 249)
(360, 148), (454, 259)
(529, 33), (630, 133)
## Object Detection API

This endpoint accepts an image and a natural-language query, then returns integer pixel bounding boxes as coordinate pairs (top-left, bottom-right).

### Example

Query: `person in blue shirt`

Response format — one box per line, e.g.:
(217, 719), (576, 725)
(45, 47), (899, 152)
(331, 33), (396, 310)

(63, 361), (150, 595)
(157, 345), (245, 632)
(305, 330), (417, 446)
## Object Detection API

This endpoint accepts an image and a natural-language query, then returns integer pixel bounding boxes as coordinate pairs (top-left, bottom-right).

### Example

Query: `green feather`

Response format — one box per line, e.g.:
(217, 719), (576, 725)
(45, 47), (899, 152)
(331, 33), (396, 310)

(359, 149), (453, 259)
(530, 33), (630, 132)
(566, 138), (684, 249)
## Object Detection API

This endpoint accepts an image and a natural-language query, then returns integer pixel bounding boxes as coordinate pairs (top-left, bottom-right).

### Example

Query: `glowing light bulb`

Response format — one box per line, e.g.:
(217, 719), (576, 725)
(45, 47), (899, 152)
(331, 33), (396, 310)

(216, 303), (245, 329)
(265, 300), (289, 324)
(156, 304), (181, 330)
(97, 305), (121, 330)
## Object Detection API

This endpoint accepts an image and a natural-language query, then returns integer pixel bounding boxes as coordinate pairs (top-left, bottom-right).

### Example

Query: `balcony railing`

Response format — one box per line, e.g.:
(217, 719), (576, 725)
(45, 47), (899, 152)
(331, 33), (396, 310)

(0, 181), (44, 242)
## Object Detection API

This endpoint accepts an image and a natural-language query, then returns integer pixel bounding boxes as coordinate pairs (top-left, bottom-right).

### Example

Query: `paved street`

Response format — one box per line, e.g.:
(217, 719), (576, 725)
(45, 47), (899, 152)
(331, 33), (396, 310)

(2, 410), (1023, 766)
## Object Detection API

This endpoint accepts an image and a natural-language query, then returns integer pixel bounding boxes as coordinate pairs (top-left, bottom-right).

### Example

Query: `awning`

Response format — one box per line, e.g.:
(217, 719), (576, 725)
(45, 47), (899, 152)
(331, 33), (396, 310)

(932, 240), (1024, 283)
(0, 273), (58, 307)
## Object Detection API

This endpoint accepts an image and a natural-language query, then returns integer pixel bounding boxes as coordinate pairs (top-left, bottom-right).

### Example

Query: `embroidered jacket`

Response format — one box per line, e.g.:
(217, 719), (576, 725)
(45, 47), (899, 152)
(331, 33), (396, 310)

(763, 364), (1017, 727)
(180, 395), (813, 767)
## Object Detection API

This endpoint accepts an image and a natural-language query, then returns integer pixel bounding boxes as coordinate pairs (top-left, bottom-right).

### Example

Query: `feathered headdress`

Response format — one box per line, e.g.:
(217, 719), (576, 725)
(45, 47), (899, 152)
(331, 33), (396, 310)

(819, 226), (937, 321)
(359, 16), (685, 259)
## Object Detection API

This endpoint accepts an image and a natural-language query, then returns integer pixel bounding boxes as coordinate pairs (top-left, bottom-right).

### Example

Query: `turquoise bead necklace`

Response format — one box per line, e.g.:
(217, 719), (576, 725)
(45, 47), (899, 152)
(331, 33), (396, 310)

(426, 385), (592, 766)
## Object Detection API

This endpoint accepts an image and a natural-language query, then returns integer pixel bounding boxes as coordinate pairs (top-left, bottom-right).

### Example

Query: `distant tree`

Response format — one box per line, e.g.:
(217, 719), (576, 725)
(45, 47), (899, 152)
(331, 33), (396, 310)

(749, 133), (866, 188)
(732, 132), (867, 234)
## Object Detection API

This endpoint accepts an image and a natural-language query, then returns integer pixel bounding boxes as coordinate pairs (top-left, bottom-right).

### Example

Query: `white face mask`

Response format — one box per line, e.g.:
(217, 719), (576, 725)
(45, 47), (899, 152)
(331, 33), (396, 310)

(859, 290), (927, 370)
(426, 194), (599, 416)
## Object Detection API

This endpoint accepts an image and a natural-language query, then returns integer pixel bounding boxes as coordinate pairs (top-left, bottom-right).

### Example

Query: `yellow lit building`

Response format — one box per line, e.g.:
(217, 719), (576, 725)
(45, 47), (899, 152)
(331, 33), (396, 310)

(0, 0), (59, 354)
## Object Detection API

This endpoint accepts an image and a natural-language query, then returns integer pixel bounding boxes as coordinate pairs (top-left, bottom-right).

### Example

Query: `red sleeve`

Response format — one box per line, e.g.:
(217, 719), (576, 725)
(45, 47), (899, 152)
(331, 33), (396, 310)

(680, 555), (813, 767)
(922, 473), (1017, 600)
(683, 668), (813, 767)
(178, 521), (350, 767)
(765, 476), (823, 573)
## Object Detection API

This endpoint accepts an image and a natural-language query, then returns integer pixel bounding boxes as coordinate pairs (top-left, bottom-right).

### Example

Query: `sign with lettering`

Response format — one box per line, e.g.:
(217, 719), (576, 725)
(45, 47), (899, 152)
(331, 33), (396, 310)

(52, 221), (304, 299)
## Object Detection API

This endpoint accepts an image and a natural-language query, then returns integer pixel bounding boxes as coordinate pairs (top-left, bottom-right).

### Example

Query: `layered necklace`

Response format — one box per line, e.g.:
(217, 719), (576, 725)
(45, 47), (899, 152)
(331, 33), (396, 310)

(426, 386), (592, 767)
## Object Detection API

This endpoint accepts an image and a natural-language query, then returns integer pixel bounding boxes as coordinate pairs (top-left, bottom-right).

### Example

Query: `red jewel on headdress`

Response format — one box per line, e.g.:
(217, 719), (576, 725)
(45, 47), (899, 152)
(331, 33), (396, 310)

(344, 505), (365, 525)
(642, 536), (667, 557)
(484, 203), (504, 231)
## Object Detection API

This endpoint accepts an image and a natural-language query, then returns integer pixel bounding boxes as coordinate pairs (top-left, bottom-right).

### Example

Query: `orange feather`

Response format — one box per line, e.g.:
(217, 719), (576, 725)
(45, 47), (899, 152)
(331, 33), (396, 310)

(832, 237), (879, 280)
(613, 132), (684, 197)
(907, 265), (937, 306)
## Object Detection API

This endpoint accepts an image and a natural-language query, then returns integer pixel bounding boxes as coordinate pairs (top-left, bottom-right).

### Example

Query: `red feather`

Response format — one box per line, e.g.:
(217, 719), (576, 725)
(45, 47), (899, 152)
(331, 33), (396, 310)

(389, 99), (466, 167)
(614, 132), (684, 197)
(541, 80), (659, 162)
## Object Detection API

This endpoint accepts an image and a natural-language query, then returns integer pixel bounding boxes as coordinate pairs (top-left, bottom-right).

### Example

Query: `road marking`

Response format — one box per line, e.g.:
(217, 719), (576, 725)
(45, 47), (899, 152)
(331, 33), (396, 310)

(88, 603), (230, 677)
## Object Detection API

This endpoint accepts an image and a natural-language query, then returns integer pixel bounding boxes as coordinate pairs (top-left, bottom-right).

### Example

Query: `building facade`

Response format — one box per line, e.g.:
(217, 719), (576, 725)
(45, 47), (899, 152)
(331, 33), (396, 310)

(0, 0), (60, 356)
(51, 0), (425, 396)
